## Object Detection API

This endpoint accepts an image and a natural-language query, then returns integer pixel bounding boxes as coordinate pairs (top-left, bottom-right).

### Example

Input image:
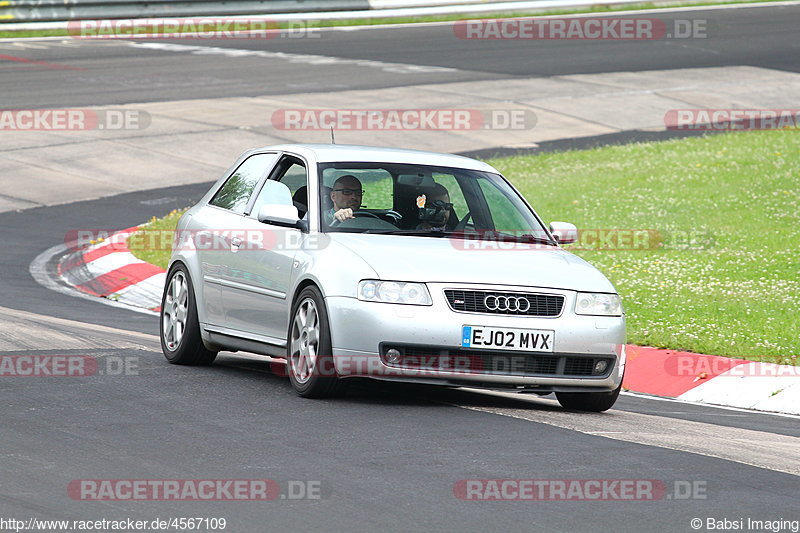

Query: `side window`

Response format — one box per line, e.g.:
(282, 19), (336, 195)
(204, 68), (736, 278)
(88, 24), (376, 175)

(210, 153), (278, 214)
(277, 162), (308, 195)
(251, 157), (308, 218)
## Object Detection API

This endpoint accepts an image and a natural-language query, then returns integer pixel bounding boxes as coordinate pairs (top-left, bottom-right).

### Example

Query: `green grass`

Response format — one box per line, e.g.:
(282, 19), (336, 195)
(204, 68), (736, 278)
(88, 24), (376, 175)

(129, 130), (799, 362)
(488, 130), (799, 363)
(127, 209), (187, 270)
(0, 29), (72, 38)
(0, 0), (785, 39)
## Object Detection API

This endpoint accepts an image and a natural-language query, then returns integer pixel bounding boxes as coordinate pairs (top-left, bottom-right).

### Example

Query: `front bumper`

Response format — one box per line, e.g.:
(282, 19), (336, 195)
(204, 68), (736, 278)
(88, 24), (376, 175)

(325, 283), (626, 391)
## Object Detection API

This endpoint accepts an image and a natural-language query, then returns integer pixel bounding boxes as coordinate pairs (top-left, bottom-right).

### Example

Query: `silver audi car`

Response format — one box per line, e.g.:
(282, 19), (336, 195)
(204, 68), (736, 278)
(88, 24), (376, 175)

(160, 144), (626, 411)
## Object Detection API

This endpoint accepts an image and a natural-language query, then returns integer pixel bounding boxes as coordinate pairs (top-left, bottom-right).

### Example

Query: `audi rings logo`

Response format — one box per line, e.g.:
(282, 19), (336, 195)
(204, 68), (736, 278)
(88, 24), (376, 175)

(483, 295), (531, 312)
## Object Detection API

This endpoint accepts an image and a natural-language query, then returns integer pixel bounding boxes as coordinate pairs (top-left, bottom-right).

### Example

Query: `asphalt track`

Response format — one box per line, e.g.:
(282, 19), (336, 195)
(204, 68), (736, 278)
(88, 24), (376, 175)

(1, 4), (799, 532)
(1, 4), (799, 108)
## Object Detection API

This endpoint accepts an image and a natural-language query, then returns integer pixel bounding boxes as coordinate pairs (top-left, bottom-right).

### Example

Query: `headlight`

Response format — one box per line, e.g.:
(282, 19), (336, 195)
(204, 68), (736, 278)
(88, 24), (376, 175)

(575, 292), (623, 316)
(358, 280), (432, 305)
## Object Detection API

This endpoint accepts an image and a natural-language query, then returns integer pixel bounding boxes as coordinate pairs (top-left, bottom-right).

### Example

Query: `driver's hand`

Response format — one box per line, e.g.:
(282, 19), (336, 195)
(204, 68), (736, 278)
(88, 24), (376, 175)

(334, 208), (354, 222)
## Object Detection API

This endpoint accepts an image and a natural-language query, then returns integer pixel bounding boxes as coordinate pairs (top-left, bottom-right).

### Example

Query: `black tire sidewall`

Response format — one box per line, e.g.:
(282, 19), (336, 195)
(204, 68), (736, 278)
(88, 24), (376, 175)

(556, 382), (622, 412)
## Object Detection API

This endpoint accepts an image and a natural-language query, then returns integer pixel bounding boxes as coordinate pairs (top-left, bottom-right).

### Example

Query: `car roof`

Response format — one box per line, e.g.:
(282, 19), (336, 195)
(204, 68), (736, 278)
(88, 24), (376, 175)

(249, 144), (500, 173)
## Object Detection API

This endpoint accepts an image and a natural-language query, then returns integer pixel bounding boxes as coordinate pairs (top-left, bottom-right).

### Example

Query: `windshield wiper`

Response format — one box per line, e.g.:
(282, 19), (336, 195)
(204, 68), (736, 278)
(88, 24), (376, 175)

(451, 231), (556, 246)
(514, 234), (557, 246)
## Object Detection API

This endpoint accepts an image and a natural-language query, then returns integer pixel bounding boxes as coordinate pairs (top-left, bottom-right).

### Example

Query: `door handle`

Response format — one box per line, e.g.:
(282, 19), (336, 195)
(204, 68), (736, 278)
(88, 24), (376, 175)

(231, 237), (243, 250)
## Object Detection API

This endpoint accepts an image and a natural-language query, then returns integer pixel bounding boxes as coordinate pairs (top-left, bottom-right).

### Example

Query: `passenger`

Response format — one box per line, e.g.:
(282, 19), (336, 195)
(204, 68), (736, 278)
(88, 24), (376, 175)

(417, 183), (453, 231)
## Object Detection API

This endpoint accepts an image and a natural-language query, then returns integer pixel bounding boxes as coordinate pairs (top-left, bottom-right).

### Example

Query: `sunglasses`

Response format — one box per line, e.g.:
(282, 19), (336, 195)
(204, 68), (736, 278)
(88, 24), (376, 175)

(333, 188), (364, 196)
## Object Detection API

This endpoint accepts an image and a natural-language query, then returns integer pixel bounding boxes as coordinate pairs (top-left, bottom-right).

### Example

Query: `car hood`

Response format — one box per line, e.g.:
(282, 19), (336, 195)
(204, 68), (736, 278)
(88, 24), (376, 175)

(329, 233), (616, 293)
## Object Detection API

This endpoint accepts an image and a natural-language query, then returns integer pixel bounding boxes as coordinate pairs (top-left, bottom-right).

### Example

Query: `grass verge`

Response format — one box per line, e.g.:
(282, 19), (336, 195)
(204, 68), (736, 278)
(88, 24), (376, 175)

(129, 130), (799, 362)
(127, 209), (186, 271)
(489, 130), (798, 362)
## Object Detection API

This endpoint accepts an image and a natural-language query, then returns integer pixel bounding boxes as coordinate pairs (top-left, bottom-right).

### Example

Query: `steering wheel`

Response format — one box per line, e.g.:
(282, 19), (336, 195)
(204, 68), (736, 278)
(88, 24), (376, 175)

(330, 210), (381, 227)
(382, 210), (403, 223)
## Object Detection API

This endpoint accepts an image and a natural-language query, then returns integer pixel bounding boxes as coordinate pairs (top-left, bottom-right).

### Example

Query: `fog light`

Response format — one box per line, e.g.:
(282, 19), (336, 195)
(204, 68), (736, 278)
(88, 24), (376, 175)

(594, 360), (609, 375)
(385, 349), (402, 365)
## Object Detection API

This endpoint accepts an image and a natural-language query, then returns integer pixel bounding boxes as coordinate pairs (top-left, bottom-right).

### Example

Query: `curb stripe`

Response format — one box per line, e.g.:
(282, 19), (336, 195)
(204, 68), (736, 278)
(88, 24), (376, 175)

(81, 241), (128, 264)
(114, 272), (167, 310)
(58, 250), (88, 275)
(678, 363), (800, 414)
(61, 226), (141, 270)
(83, 252), (144, 280)
(623, 345), (751, 397)
(76, 263), (164, 297)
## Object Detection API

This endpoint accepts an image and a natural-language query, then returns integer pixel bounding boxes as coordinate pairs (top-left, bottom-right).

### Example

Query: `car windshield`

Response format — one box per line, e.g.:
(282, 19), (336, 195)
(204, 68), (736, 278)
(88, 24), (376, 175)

(318, 162), (553, 243)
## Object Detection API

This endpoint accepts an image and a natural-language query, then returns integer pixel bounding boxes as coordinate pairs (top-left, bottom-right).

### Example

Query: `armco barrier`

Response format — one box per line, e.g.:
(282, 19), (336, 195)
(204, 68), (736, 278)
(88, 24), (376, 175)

(0, 0), (371, 23)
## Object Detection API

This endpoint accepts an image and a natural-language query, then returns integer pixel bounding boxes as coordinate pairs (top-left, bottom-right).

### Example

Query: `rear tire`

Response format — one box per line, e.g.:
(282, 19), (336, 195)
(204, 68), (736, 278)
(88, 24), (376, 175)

(287, 286), (340, 398)
(556, 383), (622, 412)
(160, 264), (217, 366)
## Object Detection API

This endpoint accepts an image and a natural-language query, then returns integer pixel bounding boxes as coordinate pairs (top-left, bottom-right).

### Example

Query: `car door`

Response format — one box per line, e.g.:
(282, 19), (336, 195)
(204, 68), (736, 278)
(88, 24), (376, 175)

(219, 155), (308, 340)
(197, 152), (279, 327)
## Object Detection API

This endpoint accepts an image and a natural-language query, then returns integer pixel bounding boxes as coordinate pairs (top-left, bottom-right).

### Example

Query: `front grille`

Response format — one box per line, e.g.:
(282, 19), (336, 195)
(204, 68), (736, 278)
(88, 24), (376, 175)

(382, 345), (613, 378)
(445, 290), (564, 317)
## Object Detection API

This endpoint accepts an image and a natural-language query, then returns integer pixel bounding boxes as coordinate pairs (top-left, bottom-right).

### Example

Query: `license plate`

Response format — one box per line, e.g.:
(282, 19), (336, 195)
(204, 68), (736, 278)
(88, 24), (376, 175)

(461, 325), (554, 352)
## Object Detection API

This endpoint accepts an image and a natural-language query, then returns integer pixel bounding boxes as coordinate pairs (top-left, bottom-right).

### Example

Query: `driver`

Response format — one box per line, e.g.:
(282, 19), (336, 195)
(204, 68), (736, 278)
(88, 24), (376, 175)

(326, 175), (363, 224)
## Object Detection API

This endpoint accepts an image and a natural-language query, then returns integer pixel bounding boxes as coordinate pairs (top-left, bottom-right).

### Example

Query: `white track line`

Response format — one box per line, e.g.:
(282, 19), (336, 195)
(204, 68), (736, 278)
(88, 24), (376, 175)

(30, 243), (159, 316)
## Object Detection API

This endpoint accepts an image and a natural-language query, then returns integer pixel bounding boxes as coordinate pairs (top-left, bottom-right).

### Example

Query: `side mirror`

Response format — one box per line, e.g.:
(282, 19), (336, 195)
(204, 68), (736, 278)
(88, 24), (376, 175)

(549, 221), (578, 244)
(256, 181), (301, 228)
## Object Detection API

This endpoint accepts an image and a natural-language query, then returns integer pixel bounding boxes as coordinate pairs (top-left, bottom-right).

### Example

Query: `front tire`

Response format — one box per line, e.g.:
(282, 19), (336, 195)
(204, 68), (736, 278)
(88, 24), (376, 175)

(287, 286), (340, 398)
(160, 264), (217, 366)
(556, 383), (622, 412)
